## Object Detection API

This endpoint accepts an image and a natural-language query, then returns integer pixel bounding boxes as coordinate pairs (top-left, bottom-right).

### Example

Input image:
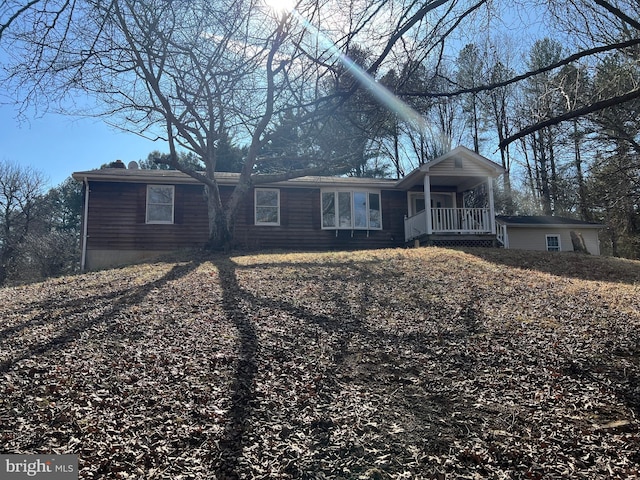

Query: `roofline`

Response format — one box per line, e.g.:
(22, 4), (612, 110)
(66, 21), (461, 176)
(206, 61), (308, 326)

(268, 176), (398, 189)
(71, 169), (226, 184)
(424, 146), (506, 173)
(71, 169), (400, 190)
(395, 146), (505, 190)
(495, 219), (605, 229)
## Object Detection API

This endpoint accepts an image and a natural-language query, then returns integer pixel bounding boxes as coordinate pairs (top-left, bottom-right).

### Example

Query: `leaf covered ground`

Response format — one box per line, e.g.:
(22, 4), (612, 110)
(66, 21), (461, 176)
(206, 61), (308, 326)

(1, 247), (639, 479)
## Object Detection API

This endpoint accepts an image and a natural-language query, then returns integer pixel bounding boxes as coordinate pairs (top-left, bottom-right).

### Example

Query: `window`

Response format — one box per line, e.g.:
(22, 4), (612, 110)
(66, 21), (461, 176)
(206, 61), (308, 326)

(321, 190), (382, 230)
(255, 188), (280, 225)
(146, 185), (174, 224)
(546, 234), (561, 252)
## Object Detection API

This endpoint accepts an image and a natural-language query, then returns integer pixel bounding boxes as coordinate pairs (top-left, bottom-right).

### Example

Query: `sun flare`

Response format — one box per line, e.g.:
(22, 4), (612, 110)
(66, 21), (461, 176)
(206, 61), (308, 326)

(263, 0), (296, 14)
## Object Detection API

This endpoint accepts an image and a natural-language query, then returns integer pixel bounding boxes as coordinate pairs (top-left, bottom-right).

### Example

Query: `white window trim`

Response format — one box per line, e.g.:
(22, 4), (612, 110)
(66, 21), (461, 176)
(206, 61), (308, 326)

(546, 234), (561, 252)
(321, 188), (383, 231)
(255, 188), (280, 226)
(146, 185), (175, 224)
(408, 192), (425, 216)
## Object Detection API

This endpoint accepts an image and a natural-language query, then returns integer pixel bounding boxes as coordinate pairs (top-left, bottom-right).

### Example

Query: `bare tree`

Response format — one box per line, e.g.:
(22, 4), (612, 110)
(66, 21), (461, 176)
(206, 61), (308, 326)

(392, 1), (640, 150)
(0, 161), (47, 284)
(1, 0), (475, 249)
(456, 43), (486, 153)
(485, 50), (516, 213)
(4, 0), (638, 251)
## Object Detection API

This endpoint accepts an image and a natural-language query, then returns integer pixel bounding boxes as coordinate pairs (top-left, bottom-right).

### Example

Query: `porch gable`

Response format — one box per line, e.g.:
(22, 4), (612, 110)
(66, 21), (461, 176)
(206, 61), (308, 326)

(400, 147), (504, 241)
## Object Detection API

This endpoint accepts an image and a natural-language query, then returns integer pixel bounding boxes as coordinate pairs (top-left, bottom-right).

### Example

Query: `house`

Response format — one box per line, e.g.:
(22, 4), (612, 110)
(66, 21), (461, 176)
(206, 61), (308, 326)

(72, 168), (406, 271)
(72, 146), (601, 270)
(496, 216), (604, 255)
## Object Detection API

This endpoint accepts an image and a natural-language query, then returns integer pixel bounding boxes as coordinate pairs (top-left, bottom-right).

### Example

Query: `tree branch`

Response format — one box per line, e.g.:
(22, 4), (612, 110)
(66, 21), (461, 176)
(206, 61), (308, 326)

(251, 164), (352, 185)
(152, 156), (218, 189)
(593, 0), (640, 32)
(0, 0), (43, 40)
(401, 37), (640, 98)
(499, 88), (640, 148)
(367, 0), (453, 74)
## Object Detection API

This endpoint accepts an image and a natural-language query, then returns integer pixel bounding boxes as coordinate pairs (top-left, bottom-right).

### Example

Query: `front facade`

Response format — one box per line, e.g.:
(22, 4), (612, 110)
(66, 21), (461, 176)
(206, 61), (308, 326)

(72, 169), (408, 270)
(73, 147), (602, 270)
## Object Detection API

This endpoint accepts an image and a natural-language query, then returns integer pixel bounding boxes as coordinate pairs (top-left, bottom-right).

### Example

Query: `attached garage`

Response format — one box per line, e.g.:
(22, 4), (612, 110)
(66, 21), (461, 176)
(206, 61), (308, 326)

(496, 216), (604, 255)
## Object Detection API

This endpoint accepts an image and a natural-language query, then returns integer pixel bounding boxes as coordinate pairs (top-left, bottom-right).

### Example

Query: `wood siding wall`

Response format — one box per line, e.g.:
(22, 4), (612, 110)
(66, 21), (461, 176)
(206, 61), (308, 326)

(429, 158), (492, 176)
(236, 187), (406, 250)
(86, 181), (407, 253)
(505, 227), (601, 255)
(86, 182), (209, 251)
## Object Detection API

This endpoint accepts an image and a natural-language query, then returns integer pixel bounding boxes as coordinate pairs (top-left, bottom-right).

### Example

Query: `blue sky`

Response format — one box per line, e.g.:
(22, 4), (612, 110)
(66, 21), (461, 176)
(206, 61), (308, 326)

(0, 1), (548, 191)
(0, 104), (167, 188)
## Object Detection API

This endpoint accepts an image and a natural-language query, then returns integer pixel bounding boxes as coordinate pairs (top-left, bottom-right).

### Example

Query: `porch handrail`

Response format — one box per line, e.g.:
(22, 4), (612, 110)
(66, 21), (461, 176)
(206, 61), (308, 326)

(496, 222), (509, 248)
(431, 207), (491, 233)
(404, 210), (427, 241)
(405, 208), (493, 241)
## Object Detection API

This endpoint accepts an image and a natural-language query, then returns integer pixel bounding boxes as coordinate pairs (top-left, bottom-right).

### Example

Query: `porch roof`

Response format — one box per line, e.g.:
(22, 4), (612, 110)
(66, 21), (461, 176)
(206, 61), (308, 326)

(396, 146), (505, 190)
(496, 216), (604, 229)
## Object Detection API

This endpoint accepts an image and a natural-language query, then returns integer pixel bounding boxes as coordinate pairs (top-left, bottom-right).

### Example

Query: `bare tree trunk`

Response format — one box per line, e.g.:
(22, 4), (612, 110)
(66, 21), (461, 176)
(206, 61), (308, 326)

(500, 147), (515, 214)
(534, 130), (552, 215)
(547, 128), (559, 213)
(520, 139), (538, 203)
(393, 122), (402, 177)
(204, 183), (233, 251)
(573, 120), (589, 220)
(472, 96), (480, 153)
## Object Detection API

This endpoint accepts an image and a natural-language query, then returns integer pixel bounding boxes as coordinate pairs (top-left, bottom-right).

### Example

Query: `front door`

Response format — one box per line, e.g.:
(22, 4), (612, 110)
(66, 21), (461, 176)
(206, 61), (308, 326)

(409, 193), (426, 216)
(431, 193), (456, 230)
(430, 193), (455, 209)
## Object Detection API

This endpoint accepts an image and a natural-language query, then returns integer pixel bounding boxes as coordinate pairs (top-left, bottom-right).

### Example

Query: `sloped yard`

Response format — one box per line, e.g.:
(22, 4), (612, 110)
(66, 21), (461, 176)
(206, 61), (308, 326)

(1, 247), (639, 479)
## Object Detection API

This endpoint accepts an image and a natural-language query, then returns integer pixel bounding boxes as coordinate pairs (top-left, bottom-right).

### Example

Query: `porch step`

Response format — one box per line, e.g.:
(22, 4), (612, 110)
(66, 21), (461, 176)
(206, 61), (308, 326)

(409, 234), (498, 249)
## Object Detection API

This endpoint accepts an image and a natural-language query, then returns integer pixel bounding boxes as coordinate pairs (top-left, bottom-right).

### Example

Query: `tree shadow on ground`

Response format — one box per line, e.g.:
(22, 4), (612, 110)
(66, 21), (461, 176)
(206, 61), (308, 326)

(0, 261), (200, 374)
(210, 252), (640, 477)
(211, 257), (259, 479)
(210, 255), (484, 478)
(462, 247), (640, 285)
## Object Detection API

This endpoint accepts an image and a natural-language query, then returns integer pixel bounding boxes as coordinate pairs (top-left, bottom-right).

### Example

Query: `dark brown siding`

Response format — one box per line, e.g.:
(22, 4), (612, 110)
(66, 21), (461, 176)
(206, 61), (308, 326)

(86, 182), (209, 251)
(86, 181), (406, 252)
(234, 188), (406, 250)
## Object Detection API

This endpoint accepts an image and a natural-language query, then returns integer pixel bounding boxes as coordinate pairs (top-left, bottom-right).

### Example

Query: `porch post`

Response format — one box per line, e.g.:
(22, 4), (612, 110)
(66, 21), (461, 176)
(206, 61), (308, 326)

(487, 176), (496, 234)
(424, 174), (432, 234)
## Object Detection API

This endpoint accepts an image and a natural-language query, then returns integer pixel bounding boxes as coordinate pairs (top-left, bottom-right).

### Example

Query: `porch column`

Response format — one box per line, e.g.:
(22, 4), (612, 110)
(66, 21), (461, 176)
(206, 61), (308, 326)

(487, 176), (496, 234)
(424, 174), (432, 235)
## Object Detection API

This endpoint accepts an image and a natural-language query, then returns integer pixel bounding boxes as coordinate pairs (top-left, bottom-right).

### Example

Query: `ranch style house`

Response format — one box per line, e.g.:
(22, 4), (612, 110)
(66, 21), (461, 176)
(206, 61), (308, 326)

(72, 146), (603, 270)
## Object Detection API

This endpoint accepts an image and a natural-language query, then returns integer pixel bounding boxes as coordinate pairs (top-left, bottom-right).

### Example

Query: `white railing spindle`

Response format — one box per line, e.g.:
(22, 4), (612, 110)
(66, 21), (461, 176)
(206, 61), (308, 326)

(405, 208), (493, 240)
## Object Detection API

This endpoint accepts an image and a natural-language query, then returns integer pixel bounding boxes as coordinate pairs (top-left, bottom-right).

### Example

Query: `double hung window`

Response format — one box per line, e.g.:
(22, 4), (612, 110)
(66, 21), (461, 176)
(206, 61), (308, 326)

(255, 188), (280, 226)
(546, 234), (561, 252)
(146, 185), (175, 224)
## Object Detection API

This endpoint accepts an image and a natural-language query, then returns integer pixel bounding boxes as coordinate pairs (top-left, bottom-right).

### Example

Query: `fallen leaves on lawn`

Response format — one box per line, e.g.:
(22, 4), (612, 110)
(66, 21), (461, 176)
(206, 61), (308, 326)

(1, 248), (639, 479)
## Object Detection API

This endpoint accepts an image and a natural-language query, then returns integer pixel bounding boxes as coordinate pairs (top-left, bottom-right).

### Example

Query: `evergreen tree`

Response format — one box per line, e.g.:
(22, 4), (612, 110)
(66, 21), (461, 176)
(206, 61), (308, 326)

(456, 44), (486, 153)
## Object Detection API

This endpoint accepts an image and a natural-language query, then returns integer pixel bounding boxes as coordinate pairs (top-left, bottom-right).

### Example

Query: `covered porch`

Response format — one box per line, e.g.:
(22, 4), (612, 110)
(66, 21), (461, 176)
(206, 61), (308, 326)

(404, 206), (493, 240)
(397, 147), (505, 242)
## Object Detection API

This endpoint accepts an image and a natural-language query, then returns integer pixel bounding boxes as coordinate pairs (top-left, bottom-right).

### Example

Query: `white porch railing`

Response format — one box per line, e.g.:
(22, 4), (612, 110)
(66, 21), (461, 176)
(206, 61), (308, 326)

(404, 208), (492, 241)
(496, 222), (509, 248)
(404, 210), (427, 241)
